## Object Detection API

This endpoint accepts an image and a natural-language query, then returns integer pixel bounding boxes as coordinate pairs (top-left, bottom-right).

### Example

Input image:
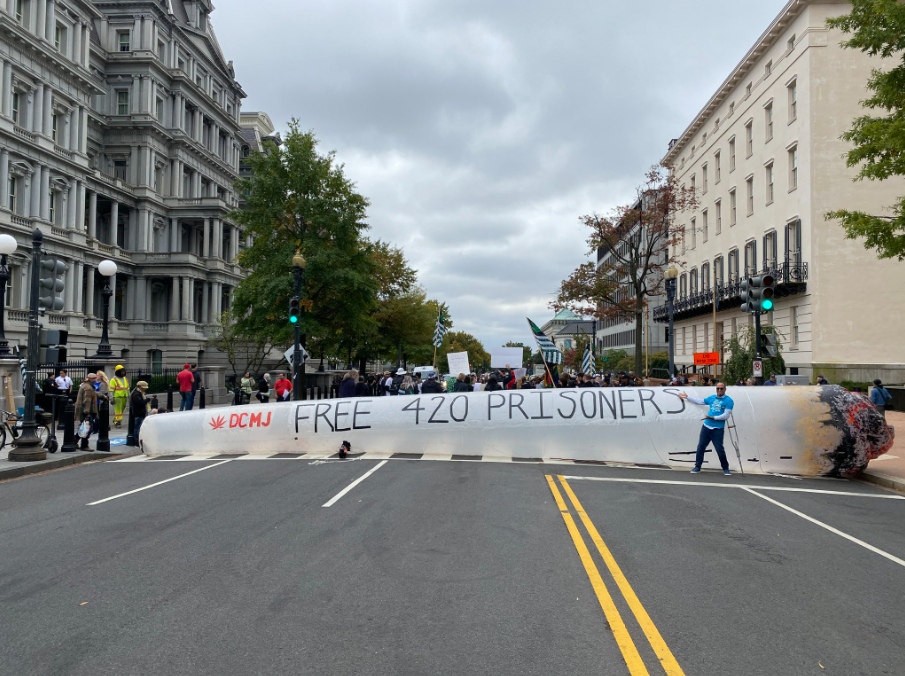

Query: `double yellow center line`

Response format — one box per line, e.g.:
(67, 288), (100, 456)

(546, 475), (685, 676)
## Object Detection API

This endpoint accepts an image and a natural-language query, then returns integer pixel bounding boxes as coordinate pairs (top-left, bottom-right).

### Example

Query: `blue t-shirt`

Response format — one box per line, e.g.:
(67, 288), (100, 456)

(703, 394), (734, 429)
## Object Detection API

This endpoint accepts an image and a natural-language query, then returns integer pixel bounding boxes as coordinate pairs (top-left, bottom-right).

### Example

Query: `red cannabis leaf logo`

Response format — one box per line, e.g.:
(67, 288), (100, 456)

(209, 415), (226, 431)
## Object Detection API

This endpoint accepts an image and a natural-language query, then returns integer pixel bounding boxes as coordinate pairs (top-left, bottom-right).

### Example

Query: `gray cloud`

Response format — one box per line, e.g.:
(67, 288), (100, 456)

(213, 0), (788, 350)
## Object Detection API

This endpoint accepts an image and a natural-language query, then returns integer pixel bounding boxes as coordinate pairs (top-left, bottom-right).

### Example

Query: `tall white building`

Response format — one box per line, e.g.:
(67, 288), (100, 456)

(658, 0), (905, 383)
(0, 0), (256, 368)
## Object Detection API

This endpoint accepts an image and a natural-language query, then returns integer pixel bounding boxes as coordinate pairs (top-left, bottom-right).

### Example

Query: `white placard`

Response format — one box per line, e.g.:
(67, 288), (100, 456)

(447, 351), (470, 376)
(490, 347), (524, 369)
(513, 368), (527, 380)
(752, 360), (763, 378)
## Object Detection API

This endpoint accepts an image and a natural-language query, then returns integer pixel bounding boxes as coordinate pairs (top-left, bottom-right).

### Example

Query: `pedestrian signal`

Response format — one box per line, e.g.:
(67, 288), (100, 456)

(761, 331), (777, 359)
(38, 257), (67, 312)
(289, 297), (300, 324)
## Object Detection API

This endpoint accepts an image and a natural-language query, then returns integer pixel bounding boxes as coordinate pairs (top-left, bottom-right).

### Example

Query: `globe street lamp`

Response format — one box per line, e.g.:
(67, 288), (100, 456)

(664, 265), (679, 379)
(292, 252), (306, 401)
(92, 259), (117, 359)
(0, 234), (18, 358)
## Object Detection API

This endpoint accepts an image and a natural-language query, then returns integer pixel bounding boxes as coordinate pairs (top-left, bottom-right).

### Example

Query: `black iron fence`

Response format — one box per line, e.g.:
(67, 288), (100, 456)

(653, 262), (808, 323)
(36, 362), (183, 395)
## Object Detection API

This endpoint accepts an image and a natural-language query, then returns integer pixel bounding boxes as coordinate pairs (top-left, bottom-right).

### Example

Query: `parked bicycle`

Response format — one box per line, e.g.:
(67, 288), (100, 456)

(0, 409), (56, 452)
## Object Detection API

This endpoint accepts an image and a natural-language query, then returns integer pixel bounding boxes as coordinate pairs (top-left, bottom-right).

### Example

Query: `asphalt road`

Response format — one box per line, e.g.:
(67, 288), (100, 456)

(1, 457), (904, 675)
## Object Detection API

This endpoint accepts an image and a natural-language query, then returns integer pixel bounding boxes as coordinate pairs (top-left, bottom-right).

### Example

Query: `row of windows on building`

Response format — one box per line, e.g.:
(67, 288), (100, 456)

(601, 330), (636, 349)
(10, 0), (238, 119)
(681, 143), (798, 256)
(673, 306), (802, 356)
(679, 35), (799, 170)
(676, 219), (802, 297)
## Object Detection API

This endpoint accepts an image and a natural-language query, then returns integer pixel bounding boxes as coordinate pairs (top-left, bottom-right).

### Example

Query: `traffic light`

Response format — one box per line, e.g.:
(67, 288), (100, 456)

(39, 328), (68, 363)
(740, 277), (754, 313)
(761, 331), (777, 358)
(289, 297), (300, 324)
(38, 257), (67, 312)
(757, 274), (775, 312)
(740, 275), (775, 314)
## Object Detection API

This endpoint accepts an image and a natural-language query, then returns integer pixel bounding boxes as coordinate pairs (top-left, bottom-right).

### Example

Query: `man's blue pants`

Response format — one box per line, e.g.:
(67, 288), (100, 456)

(695, 426), (729, 470)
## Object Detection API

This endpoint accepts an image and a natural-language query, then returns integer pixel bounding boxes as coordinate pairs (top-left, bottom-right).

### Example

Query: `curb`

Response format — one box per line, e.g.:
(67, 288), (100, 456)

(860, 469), (905, 494)
(0, 449), (141, 482)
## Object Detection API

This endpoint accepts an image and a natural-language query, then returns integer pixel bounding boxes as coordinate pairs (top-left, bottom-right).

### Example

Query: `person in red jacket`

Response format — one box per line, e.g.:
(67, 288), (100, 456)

(274, 373), (293, 401)
(176, 364), (194, 411)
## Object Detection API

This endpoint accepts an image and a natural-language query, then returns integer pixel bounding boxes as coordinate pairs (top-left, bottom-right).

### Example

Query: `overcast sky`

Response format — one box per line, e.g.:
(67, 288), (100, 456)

(212, 0), (789, 352)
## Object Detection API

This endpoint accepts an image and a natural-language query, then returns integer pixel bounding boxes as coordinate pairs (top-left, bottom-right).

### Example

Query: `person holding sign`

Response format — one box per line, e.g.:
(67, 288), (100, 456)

(675, 383), (735, 475)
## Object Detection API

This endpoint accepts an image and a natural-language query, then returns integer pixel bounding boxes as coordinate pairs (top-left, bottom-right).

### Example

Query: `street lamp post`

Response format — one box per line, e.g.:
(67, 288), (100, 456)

(92, 260), (117, 359)
(664, 265), (679, 379)
(9, 229), (46, 462)
(0, 234), (19, 358)
(292, 253), (306, 401)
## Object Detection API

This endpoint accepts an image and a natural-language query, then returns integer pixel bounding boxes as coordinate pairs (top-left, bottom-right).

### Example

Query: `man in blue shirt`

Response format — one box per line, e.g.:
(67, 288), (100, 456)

(763, 375), (778, 386)
(677, 383), (735, 475)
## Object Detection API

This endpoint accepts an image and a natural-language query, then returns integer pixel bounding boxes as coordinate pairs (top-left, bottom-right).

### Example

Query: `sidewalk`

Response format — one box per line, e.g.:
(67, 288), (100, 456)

(0, 400), (238, 481)
(0, 424), (133, 481)
(861, 410), (905, 493)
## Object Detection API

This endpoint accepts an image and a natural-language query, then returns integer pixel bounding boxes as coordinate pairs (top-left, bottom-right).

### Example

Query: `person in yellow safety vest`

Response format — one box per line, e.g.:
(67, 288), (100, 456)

(110, 365), (130, 428)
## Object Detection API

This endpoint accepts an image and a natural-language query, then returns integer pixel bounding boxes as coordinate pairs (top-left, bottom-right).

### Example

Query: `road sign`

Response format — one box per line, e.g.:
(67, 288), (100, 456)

(752, 360), (763, 378)
(694, 352), (720, 366)
(284, 345), (309, 367)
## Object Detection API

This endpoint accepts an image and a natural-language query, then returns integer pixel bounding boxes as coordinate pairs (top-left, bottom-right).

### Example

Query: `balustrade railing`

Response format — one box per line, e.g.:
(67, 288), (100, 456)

(654, 262), (808, 321)
(14, 126), (36, 141)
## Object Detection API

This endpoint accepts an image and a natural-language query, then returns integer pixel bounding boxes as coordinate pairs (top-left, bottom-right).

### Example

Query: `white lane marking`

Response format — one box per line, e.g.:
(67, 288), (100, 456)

(743, 487), (905, 569)
(322, 460), (388, 508)
(561, 475), (905, 500)
(87, 460), (233, 505)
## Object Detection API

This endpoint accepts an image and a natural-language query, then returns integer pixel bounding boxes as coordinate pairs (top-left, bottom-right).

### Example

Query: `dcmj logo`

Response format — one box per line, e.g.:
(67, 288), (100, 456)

(209, 412), (272, 430)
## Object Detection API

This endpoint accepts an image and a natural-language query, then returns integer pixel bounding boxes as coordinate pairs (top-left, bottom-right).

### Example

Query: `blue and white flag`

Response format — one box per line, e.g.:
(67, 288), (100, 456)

(582, 341), (593, 375)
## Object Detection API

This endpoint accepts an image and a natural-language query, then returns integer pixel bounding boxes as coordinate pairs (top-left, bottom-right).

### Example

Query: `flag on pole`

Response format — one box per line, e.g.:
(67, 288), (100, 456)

(15, 345), (40, 396)
(527, 318), (563, 365)
(433, 308), (447, 348)
(582, 340), (593, 374)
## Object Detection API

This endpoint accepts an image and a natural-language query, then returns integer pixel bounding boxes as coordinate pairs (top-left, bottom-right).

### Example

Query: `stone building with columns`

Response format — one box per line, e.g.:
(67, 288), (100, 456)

(0, 0), (256, 369)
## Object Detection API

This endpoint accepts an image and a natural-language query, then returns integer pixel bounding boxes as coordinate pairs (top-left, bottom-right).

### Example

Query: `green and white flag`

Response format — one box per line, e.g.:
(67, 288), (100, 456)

(433, 309), (447, 348)
(527, 317), (563, 365)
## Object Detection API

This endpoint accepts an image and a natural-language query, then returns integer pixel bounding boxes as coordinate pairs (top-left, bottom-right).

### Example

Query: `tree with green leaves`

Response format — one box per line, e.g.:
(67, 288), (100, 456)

(722, 326), (785, 386)
(230, 122), (379, 363)
(825, 1), (905, 260)
(439, 331), (490, 373)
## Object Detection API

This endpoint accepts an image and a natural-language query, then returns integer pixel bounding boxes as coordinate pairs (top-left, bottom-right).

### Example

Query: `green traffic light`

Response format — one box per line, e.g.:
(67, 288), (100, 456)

(762, 299), (774, 311)
(289, 316), (298, 323)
